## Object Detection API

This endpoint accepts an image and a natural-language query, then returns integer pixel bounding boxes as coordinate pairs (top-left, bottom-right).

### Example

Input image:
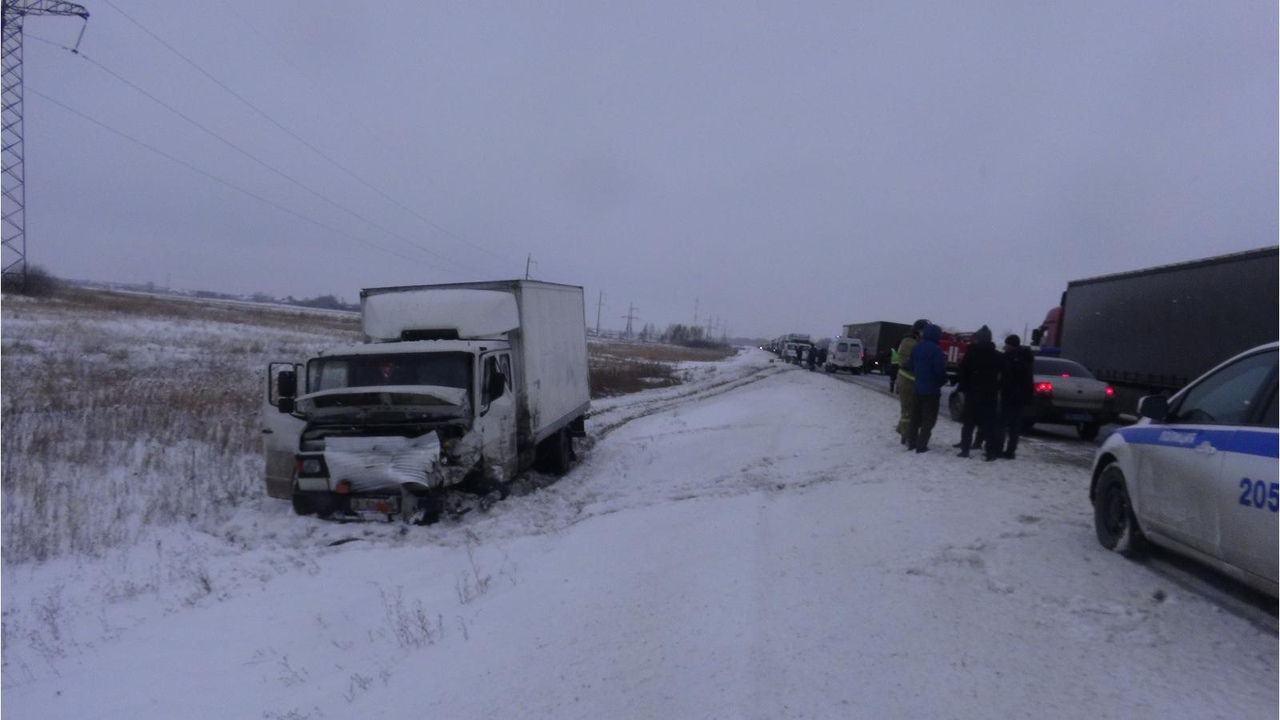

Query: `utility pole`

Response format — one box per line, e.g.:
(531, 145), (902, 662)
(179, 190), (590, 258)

(595, 290), (604, 335)
(693, 297), (699, 327)
(2, 0), (90, 291)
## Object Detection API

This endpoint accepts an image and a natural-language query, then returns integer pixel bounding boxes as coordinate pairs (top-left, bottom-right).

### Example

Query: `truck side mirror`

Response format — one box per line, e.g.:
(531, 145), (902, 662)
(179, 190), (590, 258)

(487, 371), (506, 401)
(277, 397), (295, 414)
(1137, 395), (1167, 422)
(277, 370), (297, 399)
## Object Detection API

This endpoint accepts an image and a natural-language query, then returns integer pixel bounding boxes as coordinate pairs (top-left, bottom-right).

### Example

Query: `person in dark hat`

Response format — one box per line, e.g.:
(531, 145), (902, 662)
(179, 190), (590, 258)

(894, 319), (930, 445)
(954, 325), (1006, 460)
(991, 334), (1035, 459)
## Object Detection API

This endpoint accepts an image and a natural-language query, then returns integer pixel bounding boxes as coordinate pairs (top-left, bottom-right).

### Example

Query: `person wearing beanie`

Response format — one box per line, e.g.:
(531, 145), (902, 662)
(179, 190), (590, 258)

(954, 325), (1006, 460)
(905, 323), (948, 452)
(991, 334), (1035, 459)
(894, 319), (929, 445)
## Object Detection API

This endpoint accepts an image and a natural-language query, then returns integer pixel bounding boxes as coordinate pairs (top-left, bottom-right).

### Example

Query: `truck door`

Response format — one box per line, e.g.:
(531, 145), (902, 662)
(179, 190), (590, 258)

(262, 362), (306, 500)
(477, 352), (517, 482)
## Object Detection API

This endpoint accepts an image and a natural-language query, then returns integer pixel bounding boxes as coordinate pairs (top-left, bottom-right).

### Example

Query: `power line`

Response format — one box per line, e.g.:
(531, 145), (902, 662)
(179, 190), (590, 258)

(52, 44), (482, 275)
(98, 0), (518, 270)
(216, 0), (523, 267)
(26, 85), (441, 268)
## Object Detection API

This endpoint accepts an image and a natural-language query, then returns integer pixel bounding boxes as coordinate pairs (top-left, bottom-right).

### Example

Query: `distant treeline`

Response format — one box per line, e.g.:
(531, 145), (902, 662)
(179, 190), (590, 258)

(6, 268), (361, 313)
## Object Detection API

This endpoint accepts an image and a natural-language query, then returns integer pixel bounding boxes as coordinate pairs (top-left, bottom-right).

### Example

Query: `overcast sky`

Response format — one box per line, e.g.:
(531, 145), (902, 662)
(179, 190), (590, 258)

(11, 0), (1277, 339)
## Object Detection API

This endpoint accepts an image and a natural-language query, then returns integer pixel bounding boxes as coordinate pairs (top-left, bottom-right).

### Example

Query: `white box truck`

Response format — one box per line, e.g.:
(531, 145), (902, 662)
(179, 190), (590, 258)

(262, 280), (590, 523)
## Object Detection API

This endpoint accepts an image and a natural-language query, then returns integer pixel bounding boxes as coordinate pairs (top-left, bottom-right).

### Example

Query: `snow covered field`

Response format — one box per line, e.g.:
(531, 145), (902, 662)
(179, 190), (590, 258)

(2, 297), (1276, 719)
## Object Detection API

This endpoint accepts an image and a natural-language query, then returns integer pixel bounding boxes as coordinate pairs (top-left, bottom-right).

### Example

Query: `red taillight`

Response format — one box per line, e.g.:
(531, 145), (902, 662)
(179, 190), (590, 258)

(334, 480), (352, 495)
(1105, 386), (1115, 398)
(1034, 381), (1053, 395)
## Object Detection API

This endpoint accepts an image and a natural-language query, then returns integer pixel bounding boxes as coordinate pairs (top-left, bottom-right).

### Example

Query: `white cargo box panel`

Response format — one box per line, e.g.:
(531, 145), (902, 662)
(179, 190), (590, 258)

(511, 282), (590, 441)
(362, 289), (519, 341)
(361, 280), (590, 443)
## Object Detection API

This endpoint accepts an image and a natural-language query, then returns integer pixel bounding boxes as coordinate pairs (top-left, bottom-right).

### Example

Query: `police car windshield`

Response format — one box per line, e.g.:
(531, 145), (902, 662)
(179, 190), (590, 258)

(1034, 357), (1094, 379)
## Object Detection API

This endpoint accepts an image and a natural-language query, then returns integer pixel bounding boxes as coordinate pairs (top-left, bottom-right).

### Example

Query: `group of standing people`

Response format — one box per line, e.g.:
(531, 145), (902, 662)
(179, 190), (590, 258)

(893, 320), (1035, 458)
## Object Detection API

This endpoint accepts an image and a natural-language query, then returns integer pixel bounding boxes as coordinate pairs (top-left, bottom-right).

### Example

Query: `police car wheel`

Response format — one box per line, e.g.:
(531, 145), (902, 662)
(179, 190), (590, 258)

(1094, 465), (1146, 557)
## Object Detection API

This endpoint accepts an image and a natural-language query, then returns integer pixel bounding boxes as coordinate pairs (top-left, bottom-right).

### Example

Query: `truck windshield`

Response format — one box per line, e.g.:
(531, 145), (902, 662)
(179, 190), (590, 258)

(308, 352), (472, 392)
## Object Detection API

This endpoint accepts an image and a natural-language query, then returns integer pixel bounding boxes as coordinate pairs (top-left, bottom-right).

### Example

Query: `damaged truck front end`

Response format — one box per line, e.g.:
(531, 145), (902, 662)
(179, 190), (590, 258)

(264, 345), (515, 524)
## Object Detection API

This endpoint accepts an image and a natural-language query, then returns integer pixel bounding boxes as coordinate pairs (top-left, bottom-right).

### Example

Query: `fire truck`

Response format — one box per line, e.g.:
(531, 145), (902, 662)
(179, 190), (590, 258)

(937, 331), (973, 386)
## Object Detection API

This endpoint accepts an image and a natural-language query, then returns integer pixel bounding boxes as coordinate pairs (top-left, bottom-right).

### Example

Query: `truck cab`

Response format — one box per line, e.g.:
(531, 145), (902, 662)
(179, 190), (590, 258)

(264, 340), (518, 522)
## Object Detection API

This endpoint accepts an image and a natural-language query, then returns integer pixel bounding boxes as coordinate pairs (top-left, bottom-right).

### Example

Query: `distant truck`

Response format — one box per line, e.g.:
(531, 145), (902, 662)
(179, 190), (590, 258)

(777, 333), (812, 364)
(262, 279), (591, 524)
(841, 321), (913, 373)
(1035, 247), (1279, 413)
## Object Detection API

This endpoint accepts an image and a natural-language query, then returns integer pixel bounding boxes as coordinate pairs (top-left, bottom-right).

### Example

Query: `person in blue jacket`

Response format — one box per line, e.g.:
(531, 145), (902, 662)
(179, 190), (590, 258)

(905, 323), (948, 453)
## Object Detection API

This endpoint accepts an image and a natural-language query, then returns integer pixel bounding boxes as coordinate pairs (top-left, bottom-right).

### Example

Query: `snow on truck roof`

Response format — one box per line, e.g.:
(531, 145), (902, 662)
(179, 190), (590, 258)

(317, 339), (498, 357)
(362, 289), (519, 341)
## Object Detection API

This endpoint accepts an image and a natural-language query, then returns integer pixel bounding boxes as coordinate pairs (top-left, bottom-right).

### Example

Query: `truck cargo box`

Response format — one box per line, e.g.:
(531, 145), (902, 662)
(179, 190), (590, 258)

(362, 280), (590, 447)
(1055, 247), (1278, 405)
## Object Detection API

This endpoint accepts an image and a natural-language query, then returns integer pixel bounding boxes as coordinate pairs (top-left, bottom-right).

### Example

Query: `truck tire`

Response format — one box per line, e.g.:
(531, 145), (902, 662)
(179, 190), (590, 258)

(415, 491), (445, 525)
(537, 429), (573, 476)
(1093, 465), (1146, 557)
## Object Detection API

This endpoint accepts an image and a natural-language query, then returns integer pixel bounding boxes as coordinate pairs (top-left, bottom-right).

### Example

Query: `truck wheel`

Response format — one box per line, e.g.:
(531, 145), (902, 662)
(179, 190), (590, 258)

(1093, 465), (1146, 557)
(418, 494), (444, 525)
(1078, 422), (1100, 441)
(537, 429), (573, 476)
(948, 391), (965, 422)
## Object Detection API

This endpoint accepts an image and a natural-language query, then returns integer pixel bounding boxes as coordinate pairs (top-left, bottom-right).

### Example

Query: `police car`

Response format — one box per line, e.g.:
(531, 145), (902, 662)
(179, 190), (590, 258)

(1089, 341), (1278, 598)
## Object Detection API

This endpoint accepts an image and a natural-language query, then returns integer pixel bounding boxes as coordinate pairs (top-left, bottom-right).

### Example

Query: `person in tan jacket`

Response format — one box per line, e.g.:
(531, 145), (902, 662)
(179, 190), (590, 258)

(895, 319), (929, 445)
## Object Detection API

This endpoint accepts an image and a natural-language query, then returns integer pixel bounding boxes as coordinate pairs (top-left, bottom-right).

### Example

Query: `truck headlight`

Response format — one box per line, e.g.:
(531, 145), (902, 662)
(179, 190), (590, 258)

(296, 456), (328, 477)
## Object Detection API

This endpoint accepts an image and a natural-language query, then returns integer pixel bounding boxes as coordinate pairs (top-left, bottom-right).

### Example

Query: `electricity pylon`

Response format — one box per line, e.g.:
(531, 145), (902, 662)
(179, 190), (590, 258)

(2, 1), (89, 290)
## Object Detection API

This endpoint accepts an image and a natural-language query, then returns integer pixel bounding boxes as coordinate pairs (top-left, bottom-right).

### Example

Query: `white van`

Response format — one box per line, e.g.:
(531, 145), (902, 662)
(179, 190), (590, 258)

(825, 337), (865, 374)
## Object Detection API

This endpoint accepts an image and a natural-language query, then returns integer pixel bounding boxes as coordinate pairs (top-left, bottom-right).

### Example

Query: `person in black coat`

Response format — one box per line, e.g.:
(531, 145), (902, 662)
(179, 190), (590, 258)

(955, 325), (1006, 460)
(991, 334), (1035, 459)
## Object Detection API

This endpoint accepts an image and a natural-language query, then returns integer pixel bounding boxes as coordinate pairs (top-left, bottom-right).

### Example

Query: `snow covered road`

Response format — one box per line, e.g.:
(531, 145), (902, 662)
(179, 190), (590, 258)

(3, 349), (1276, 719)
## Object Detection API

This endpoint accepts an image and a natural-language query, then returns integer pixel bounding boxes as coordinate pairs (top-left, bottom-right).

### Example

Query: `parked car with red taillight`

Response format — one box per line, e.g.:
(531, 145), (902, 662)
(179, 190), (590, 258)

(948, 355), (1116, 440)
(1024, 356), (1116, 439)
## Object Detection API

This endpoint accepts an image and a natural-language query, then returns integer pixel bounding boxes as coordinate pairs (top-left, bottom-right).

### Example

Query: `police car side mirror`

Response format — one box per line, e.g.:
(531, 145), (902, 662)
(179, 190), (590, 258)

(1138, 395), (1168, 422)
